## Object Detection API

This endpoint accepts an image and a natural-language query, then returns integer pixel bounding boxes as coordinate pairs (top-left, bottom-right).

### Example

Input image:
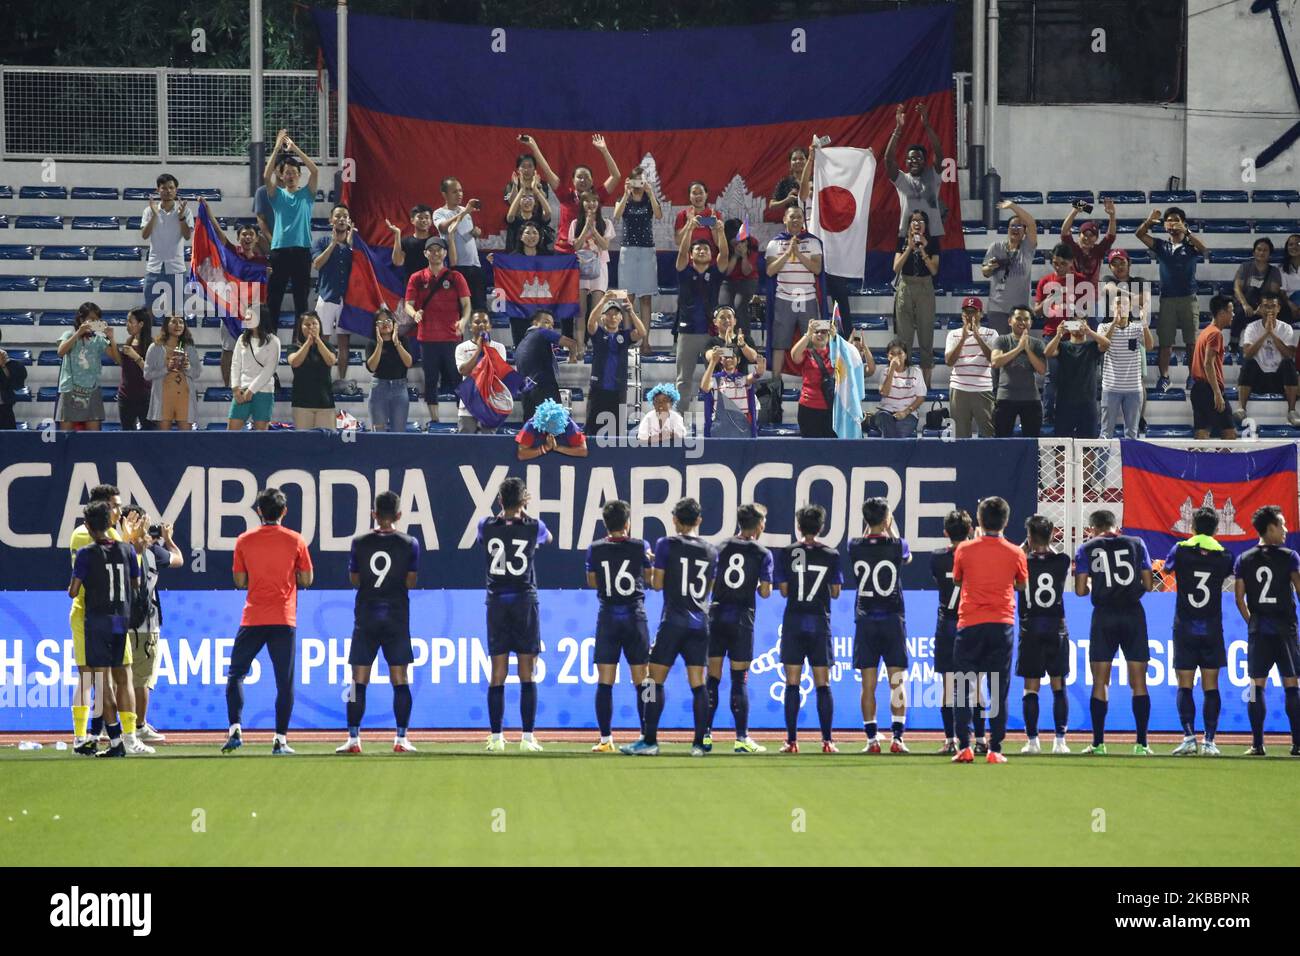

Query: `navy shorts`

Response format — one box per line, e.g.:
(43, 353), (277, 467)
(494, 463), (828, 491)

(953, 622), (1014, 674)
(779, 614), (833, 668)
(1015, 617), (1070, 679)
(708, 605), (756, 662)
(349, 619), (414, 667)
(933, 616), (958, 673)
(1172, 617), (1226, 672)
(593, 606), (650, 666)
(84, 614), (129, 668)
(853, 614), (908, 669)
(486, 599), (541, 656)
(649, 622), (709, 668)
(1247, 619), (1300, 679)
(1089, 605), (1149, 663)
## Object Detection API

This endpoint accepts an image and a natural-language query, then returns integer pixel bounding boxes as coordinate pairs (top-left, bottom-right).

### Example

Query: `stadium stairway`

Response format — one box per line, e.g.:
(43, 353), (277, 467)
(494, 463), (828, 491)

(2, 186), (1299, 435)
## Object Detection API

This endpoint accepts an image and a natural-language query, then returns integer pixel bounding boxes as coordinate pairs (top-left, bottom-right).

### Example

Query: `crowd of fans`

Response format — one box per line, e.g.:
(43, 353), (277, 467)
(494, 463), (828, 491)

(17, 106), (1300, 442)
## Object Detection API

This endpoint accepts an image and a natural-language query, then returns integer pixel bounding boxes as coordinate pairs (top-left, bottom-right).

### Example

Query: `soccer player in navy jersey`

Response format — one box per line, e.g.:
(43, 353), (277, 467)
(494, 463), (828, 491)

(1165, 505), (1234, 756)
(775, 504), (844, 754)
(1234, 505), (1300, 756)
(1074, 509), (1154, 755)
(704, 503), (773, 754)
(337, 491), (421, 754)
(478, 477), (551, 753)
(621, 497), (718, 756)
(68, 501), (141, 759)
(586, 499), (654, 752)
(848, 498), (912, 753)
(1017, 515), (1072, 754)
(931, 509), (972, 754)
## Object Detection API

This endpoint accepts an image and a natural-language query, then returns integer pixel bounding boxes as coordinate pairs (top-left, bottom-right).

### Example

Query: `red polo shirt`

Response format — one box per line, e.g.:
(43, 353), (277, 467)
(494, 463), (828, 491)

(952, 534), (1028, 628)
(405, 267), (469, 343)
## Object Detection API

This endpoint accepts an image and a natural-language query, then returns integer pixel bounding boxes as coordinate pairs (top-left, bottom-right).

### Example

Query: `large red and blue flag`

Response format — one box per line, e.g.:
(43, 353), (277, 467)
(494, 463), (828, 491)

(314, 8), (964, 285)
(457, 340), (526, 429)
(491, 253), (580, 321)
(1120, 441), (1300, 558)
(188, 201), (267, 340)
(340, 234), (406, 337)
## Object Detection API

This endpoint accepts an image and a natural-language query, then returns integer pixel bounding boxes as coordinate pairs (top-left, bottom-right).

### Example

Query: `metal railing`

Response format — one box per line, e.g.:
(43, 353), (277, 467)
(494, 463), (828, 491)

(0, 66), (333, 163)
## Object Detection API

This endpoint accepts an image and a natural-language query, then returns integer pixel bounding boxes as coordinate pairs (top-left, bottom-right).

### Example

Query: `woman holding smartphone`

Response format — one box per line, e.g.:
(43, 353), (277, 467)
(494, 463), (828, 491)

(117, 307), (154, 430)
(56, 301), (120, 431)
(144, 314), (200, 430)
(673, 181), (720, 258)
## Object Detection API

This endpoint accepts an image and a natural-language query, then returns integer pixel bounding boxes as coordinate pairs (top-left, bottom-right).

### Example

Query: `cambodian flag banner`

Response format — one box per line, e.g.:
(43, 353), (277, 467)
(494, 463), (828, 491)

(491, 253), (580, 321)
(1120, 441), (1300, 558)
(457, 342), (526, 429)
(340, 234), (406, 337)
(313, 8), (964, 284)
(188, 202), (267, 340)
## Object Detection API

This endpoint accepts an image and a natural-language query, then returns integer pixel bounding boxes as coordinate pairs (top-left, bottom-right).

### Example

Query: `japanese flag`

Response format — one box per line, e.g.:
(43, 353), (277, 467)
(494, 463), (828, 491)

(809, 146), (875, 280)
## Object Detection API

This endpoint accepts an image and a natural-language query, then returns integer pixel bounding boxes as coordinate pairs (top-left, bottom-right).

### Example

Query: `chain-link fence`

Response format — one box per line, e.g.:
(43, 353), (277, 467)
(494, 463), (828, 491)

(1, 67), (329, 162)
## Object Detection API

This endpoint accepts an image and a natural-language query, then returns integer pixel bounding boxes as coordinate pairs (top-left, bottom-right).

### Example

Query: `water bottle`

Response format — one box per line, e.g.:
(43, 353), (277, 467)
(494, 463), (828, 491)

(17, 741), (43, 751)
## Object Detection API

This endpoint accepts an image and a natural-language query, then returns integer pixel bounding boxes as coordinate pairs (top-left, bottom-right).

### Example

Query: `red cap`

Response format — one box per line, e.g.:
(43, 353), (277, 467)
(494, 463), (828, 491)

(1107, 248), (1130, 263)
(1080, 221), (1100, 235)
(961, 296), (983, 311)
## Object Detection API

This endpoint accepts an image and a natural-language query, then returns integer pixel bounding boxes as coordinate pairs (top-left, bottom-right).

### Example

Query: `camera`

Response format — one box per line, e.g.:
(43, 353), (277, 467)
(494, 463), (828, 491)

(1072, 199), (1094, 214)
(148, 524), (162, 539)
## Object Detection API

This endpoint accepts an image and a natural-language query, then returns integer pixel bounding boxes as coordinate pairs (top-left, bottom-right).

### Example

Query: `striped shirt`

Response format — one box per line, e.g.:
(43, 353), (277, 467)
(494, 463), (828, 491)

(943, 326), (998, 393)
(879, 366), (927, 413)
(1100, 320), (1145, 392)
(766, 233), (822, 303)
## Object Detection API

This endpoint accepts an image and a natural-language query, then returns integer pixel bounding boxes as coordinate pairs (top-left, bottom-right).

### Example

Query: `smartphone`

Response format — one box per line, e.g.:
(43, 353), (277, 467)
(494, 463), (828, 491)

(697, 215), (717, 228)
(88, 319), (107, 336)
(628, 179), (645, 189)
(1065, 320), (1084, 333)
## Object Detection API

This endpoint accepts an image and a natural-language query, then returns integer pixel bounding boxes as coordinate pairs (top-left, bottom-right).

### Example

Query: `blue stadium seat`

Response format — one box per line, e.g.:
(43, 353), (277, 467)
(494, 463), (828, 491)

(1114, 219), (1145, 234)
(41, 245), (91, 260)
(0, 215), (8, 228)
(275, 387), (293, 403)
(178, 188), (222, 201)
(277, 314), (296, 330)
(123, 188), (154, 201)
(40, 311), (76, 325)
(101, 311), (129, 325)
(4, 348), (31, 364)
(0, 244), (35, 259)
(860, 283), (895, 296)
(0, 186), (12, 199)
(944, 314), (964, 330)
(1200, 190), (1248, 203)
(0, 311), (36, 325)
(71, 216), (121, 230)
(1146, 388), (1186, 401)
(93, 246), (144, 261)
(1001, 191), (1043, 204)
(311, 218), (331, 232)
(1258, 424), (1300, 438)
(15, 215), (64, 230)
(205, 387), (233, 403)
(1046, 190), (1094, 205)
(854, 314), (889, 332)
(1150, 190), (1195, 205)
(965, 249), (987, 265)
(1123, 248), (1152, 264)
(1254, 219), (1300, 234)
(45, 276), (94, 293)
(70, 187), (119, 200)
(100, 277), (144, 293)
(489, 313), (510, 329)
(100, 386), (118, 403)
(1199, 219), (1249, 233)
(37, 386), (61, 402)
(1145, 424), (1194, 438)
(941, 282), (988, 296)
(962, 221), (988, 235)
(1251, 190), (1300, 204)
(37, 350), (60, 366)
(1197, 281), (1225, 296)
(205, 421), (229, 430)
(0, 276), (39, 292)
(1209, 249), (1254, 264)
(1098, 190), (1146, 204)
(202, 351), (222, 367)
(925, 389), (948, 402)
(126, 217), (144, 230)
(19, 185), (67, 200)
(11, 388), (31, 404)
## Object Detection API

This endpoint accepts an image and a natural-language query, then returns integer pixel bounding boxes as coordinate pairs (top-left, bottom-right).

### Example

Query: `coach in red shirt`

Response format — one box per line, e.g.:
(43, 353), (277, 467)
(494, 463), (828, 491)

(405, 236), (471, 424)
(222, 486), (313, 756)
(951, 496), (1027, 764)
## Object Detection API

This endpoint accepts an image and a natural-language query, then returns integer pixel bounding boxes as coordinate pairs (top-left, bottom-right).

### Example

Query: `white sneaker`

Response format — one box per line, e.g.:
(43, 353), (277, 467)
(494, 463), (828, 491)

(1200, 741), (1222, 756)
(125, 737), (155, 755)
(1288, 409), (1300, 428)
(1170, 737), (1199, 756)
(485, 734), (506, 753)
(519, 735), (544, 753)
(138, 723), (166, 743)
(393, 737), (418, 753)
(1051, 737), (1071, 754)
(1020, 737), (1042, 755)
(335, 738), (362, 754)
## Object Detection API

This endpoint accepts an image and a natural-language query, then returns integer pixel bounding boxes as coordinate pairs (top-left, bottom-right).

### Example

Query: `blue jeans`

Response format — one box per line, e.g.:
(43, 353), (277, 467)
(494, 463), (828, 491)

(872, 409), (918, 437)
(369, 378), (410, 432)
(1100, 388), (1142, 439)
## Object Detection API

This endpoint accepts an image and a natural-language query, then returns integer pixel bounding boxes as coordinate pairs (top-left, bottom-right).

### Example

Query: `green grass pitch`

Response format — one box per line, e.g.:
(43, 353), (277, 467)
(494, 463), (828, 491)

(2, 744), (1297, 866)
